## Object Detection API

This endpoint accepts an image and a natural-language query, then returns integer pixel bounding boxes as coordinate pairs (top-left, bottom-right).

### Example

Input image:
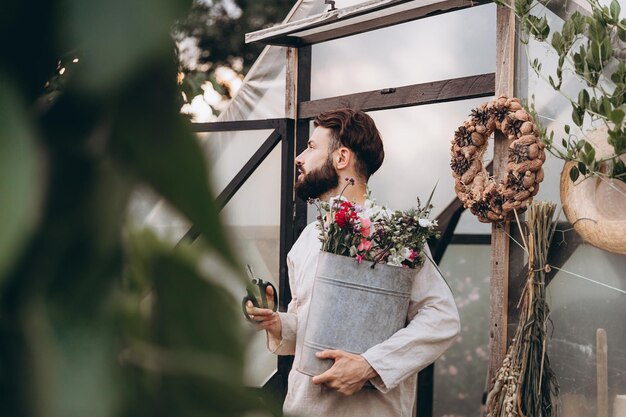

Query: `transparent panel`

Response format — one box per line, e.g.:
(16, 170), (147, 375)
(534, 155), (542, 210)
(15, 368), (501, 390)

(126, 185), (191, 244)
(218, 145), (283, 387)
(367, 101), (494, 219)
(454, 209), (492, 235)
(546, 244), (626, 417)
(219, 144), (282, 227)
(127, 129), (279, 243)
(198, 129), (275, 196)
(221, 49), (287, 121)
(311, 4), (496, 100)
(434, 244), (491, 417)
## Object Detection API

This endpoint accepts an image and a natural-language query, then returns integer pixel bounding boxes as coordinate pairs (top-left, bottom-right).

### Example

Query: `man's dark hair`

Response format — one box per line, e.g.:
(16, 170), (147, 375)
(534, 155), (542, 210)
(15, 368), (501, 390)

(313, 108), (385, 180)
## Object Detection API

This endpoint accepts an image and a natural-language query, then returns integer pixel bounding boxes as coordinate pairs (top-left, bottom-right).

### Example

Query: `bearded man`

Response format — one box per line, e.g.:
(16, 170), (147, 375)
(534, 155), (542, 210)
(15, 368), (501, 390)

(246, 108), (460, 417)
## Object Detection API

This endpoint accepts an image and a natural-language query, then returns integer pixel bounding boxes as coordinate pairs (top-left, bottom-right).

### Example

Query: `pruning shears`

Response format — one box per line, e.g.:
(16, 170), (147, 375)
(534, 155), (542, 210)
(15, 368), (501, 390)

(241, 264), (278, 322)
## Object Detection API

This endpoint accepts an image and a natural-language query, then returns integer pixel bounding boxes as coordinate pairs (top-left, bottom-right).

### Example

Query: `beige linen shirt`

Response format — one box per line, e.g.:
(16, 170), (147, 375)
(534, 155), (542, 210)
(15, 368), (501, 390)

(268, 221), (460, 417)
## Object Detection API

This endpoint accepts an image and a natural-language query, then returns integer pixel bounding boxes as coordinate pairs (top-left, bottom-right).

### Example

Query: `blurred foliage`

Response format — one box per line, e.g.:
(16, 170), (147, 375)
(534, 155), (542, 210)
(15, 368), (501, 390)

(0, 0), (273, 416)
(173, 0), (294, 112)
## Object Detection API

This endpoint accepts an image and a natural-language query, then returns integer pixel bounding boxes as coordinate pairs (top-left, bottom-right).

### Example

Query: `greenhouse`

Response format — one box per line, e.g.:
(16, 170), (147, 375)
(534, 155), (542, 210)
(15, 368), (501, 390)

(2, 0), (625, 416)
(142, 0), (626, 415)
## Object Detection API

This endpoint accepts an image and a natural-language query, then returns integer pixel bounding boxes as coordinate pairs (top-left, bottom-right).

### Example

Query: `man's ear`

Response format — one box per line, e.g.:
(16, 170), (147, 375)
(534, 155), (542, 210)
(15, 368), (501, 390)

(334, 147), (351, 170)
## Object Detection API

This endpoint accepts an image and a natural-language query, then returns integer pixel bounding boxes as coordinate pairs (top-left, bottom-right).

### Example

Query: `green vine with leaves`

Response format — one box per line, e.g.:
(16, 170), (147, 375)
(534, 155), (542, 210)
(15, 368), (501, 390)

(495, 0), (626, 183)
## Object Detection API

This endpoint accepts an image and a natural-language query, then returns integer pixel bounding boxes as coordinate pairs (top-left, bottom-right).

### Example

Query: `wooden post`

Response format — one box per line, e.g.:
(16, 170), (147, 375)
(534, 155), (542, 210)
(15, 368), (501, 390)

(284, 45), (310, 238)
(276, 44), (311, 404)
(285, 47), (298, 119)
(487, 0), (516, 390)
(597, 328), (609, 417)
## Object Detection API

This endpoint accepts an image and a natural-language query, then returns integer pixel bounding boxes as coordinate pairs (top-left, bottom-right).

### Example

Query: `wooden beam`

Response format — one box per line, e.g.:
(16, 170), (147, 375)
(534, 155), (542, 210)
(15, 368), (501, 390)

(294, 46), (312, 239)
(246, 0), (490, 46)
(298, 73), (495, 119)
(272, 45), (312, 408)
(285, 48), (298, 120)
(191, 119), (284, 132)
(288, 0), (491, 47)
(487, 0), (516, 392)
(597, 329), (609, 417)
(450, 234), (491, 244)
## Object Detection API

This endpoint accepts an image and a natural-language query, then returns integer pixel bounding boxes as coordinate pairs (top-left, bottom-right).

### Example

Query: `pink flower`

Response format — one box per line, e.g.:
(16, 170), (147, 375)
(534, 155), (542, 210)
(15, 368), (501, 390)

(358, 238), (372, 252)
(409, 249), (418, 261)
(359, 217), (371, 237)
(355, 254), (364, 263)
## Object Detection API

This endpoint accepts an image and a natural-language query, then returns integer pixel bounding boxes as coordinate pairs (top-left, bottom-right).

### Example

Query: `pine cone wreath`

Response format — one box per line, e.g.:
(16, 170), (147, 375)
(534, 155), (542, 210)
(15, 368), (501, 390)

(450, 96), (546, 223)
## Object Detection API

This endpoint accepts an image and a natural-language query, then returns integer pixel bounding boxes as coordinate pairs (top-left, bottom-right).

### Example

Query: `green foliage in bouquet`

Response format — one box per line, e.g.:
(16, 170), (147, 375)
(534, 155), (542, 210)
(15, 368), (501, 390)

(309, 179), (440, 269)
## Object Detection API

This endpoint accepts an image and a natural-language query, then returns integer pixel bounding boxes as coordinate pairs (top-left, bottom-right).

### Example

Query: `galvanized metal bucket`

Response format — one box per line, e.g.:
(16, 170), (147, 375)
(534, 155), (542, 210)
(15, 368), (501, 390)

(297, 251), (417, 377)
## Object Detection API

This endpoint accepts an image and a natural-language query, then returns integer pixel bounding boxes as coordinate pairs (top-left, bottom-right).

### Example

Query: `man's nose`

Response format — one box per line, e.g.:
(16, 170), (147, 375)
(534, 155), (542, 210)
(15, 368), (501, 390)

(295, 152), (305, 166)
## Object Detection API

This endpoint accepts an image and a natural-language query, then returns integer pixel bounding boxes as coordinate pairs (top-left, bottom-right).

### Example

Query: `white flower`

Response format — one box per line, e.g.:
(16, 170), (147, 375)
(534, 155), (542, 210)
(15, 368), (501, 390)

(379, 207), (394, 219)
(419, 218), (436, 228)
(363, 198), (376, 209)
(362, 202), (387, 221)
(329, 195), (347, 205)
(400, 247), (412, 260)
(387, 253), (404, 267)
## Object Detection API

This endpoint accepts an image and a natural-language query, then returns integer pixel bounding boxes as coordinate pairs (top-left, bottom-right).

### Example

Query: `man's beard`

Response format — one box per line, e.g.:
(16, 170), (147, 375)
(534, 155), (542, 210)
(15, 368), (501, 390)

(294, 156), (339, 201)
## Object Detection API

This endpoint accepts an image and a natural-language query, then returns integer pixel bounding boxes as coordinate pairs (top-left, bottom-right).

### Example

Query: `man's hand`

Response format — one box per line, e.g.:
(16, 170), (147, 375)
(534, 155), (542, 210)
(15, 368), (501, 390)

(311, 350), (378, 396)
(245, 285), (281, 340)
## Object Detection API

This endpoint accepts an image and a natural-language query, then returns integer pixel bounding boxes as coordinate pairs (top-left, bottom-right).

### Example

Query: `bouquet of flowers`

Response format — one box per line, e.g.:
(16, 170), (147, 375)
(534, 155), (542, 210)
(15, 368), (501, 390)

(308, 178), (440, 269)
(298, 178), (441, 376)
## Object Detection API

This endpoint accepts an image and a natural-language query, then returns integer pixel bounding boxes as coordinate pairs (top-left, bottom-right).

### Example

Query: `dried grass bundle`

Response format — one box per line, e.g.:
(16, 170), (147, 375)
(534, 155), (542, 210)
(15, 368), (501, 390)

(486, 201), (560, 417)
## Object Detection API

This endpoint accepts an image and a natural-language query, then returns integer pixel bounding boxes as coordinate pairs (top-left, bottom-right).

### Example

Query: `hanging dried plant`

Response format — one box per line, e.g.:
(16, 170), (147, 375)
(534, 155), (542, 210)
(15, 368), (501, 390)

(486, 201), (560, 417)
